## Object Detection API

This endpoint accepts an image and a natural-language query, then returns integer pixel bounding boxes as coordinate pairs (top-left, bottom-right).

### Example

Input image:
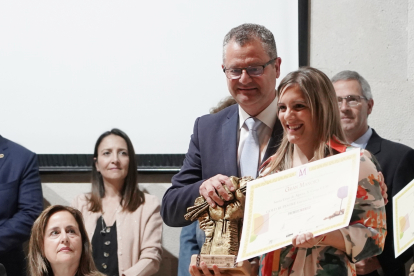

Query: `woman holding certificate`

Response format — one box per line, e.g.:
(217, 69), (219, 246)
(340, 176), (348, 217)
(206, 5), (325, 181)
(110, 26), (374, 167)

(256, 67), (386, 276)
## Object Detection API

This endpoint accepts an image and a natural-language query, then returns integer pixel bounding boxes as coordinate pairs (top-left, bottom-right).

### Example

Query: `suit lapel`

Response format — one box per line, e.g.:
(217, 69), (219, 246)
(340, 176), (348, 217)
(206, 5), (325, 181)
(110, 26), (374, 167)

(262, 119), (284, 163)
(0, 136), (8, 172)
(365, 128), (382, 155)
(222, 107), (239, 177)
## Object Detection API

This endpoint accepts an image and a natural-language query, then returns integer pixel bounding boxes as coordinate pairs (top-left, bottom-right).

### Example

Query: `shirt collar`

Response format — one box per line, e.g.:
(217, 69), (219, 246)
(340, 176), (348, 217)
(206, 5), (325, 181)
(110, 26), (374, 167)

(238, 95), (278, 129)
(350, 127), (372, 149)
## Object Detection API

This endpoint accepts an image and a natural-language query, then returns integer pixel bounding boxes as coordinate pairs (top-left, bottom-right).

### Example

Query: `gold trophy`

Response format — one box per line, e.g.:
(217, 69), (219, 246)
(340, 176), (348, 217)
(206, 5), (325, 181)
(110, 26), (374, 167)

(184, 176), (253, 276)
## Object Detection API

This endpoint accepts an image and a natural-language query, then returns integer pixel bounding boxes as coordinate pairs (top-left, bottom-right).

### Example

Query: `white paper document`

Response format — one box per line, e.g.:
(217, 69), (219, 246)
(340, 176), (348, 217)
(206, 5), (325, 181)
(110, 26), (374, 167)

(237, 149), (361, 262)
(393, 178), (414, 258)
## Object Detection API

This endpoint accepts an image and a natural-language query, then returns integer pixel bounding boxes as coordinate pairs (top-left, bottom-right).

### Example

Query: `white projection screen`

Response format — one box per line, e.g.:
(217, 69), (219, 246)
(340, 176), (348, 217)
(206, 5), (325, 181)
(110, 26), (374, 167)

(0, 1), (305, 163)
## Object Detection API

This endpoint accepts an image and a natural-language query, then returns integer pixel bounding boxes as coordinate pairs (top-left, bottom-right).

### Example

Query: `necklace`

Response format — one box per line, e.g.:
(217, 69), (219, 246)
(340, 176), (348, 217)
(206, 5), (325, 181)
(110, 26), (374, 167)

(100, 207), (118, 235)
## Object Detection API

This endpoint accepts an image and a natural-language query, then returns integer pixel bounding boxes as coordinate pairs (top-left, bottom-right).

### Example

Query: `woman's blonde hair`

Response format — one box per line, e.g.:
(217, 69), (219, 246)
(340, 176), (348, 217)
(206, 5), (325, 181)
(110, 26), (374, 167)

(28, 205), (103, 276)
(266, 67), (347, 173)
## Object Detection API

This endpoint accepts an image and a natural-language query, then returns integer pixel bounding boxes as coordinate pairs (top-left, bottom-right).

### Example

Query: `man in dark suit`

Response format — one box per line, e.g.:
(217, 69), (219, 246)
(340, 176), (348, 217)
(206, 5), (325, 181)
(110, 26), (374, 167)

(161, 23), (283, 274)
(161, 23), (283, 226)
(332, 70), (414, 276)
(177, 96), (238, 276)
(0, 135), (43, 276)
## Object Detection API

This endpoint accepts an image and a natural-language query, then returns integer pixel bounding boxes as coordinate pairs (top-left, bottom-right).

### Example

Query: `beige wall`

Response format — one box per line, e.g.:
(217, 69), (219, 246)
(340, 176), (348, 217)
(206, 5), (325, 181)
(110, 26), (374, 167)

(310, 0), (414, 148)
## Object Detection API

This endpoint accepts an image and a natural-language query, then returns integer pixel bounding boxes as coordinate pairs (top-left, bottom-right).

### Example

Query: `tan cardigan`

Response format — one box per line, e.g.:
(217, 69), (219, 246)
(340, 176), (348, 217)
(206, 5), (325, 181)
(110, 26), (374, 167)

(72, 193), (163, 276)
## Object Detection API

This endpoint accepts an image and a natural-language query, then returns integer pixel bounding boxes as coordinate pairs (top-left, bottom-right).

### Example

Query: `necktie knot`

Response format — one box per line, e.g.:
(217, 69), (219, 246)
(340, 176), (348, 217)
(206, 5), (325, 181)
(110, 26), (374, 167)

(245, 117), (261, 132)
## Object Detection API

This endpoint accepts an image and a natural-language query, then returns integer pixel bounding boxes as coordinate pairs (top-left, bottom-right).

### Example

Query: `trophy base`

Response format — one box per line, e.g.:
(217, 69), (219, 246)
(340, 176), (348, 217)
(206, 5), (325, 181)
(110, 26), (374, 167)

(190, 254), (250, 276)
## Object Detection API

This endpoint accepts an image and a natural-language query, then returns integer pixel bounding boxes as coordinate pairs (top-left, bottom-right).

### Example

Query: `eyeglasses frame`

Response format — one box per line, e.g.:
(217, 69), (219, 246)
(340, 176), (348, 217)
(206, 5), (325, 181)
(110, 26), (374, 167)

(337, 95), (368, 107)
(222, 58), (277, 80)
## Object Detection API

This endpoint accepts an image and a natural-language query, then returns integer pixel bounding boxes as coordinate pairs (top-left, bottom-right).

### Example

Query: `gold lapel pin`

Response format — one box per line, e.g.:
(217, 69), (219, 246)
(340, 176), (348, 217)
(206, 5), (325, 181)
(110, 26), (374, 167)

(0, 154), (4, 158)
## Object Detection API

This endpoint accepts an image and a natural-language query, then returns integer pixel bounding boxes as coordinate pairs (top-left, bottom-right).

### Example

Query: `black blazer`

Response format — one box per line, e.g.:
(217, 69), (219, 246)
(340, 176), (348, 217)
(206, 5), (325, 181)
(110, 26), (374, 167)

(161, 104), (283, 227)
(364, 129), (414, 276)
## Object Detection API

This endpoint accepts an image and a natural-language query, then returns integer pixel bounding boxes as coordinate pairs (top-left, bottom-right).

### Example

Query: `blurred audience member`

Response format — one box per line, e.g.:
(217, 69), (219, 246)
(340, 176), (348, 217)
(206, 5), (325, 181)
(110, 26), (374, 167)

(209, 96), (237, 114)
(0, 135), (43, 276)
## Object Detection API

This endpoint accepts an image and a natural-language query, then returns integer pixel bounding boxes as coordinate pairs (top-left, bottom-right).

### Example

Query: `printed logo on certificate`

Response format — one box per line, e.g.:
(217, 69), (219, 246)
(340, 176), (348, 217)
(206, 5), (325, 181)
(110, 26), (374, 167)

(237, 149), (360, 262)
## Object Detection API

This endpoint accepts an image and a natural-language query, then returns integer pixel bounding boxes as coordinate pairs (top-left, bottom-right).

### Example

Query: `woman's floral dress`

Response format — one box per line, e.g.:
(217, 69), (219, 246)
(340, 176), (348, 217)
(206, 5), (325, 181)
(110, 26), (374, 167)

(258, 140), (387, 276)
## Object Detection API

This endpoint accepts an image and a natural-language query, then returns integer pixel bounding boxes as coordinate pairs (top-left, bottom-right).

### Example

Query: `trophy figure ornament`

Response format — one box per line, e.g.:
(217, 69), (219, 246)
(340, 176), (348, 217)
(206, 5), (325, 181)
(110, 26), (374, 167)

(185, 176), (253, 276)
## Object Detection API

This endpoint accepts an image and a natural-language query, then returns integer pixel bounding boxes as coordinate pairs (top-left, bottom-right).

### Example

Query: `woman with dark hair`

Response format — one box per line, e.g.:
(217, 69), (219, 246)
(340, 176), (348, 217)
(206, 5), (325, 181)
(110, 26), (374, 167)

(73, 128), (162, 276)
(28, 205), (103, 276)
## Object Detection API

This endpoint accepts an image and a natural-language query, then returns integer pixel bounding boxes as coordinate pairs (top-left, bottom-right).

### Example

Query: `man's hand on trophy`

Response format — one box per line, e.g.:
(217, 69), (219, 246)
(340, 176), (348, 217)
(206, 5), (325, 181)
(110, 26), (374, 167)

(189, 262), (225, 276)
(199, 174), (237, 208)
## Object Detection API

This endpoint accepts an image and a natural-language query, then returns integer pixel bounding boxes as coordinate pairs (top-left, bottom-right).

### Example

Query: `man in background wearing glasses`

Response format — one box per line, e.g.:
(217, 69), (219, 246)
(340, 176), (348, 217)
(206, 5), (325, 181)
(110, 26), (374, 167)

(332, 70), (414, 276)
(161, 23), (284, 275)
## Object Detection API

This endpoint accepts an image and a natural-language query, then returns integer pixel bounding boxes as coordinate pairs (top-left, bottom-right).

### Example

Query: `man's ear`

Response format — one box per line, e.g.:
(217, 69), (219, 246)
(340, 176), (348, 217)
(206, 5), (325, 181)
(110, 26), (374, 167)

(367, 99), (374, 116)
(274, 57), (282, 79)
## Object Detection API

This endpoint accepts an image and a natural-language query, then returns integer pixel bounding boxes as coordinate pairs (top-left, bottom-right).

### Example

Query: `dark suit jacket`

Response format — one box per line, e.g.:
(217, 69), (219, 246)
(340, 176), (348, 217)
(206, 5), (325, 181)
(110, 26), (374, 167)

(0, 136), (43, 276)
(364, 129), (414, 276)
(161, 104), (283, 227)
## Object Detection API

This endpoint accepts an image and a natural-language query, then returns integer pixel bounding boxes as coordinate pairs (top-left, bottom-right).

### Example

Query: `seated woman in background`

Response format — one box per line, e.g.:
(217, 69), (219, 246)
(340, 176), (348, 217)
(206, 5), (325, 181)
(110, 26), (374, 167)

(73, 128), (162, 276)
(28, 205), (103, 276)
(190, 67), (386, 276)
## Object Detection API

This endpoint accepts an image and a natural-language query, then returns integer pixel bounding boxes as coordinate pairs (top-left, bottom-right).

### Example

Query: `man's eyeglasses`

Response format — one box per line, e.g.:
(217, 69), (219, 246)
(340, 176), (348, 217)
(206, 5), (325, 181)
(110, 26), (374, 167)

(337, 95), (367, 107)
(223, 58), (276, 79)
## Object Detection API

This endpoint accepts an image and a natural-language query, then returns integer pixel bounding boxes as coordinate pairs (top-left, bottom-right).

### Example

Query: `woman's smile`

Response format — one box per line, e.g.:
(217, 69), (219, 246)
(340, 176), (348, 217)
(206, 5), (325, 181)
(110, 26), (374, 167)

(278, 84), (316, 154)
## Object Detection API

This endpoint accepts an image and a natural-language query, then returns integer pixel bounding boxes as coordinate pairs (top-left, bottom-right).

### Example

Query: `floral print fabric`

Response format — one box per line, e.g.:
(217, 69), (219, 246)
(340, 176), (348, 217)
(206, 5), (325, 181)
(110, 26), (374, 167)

(258, 144), (387, 276)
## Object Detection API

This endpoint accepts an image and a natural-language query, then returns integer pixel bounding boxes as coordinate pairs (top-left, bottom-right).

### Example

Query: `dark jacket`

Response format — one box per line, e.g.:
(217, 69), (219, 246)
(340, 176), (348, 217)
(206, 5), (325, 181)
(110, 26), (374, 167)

(364, 129), (414, 276)
(161, 104), (283, 227)
(0, 136), (43, 276)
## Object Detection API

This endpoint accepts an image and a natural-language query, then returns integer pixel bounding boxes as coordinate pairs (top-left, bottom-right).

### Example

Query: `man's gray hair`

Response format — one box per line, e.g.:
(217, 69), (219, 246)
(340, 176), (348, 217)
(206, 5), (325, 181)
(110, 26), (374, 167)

(223, 23), (277, 62)
(331, 70), (373, 100)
